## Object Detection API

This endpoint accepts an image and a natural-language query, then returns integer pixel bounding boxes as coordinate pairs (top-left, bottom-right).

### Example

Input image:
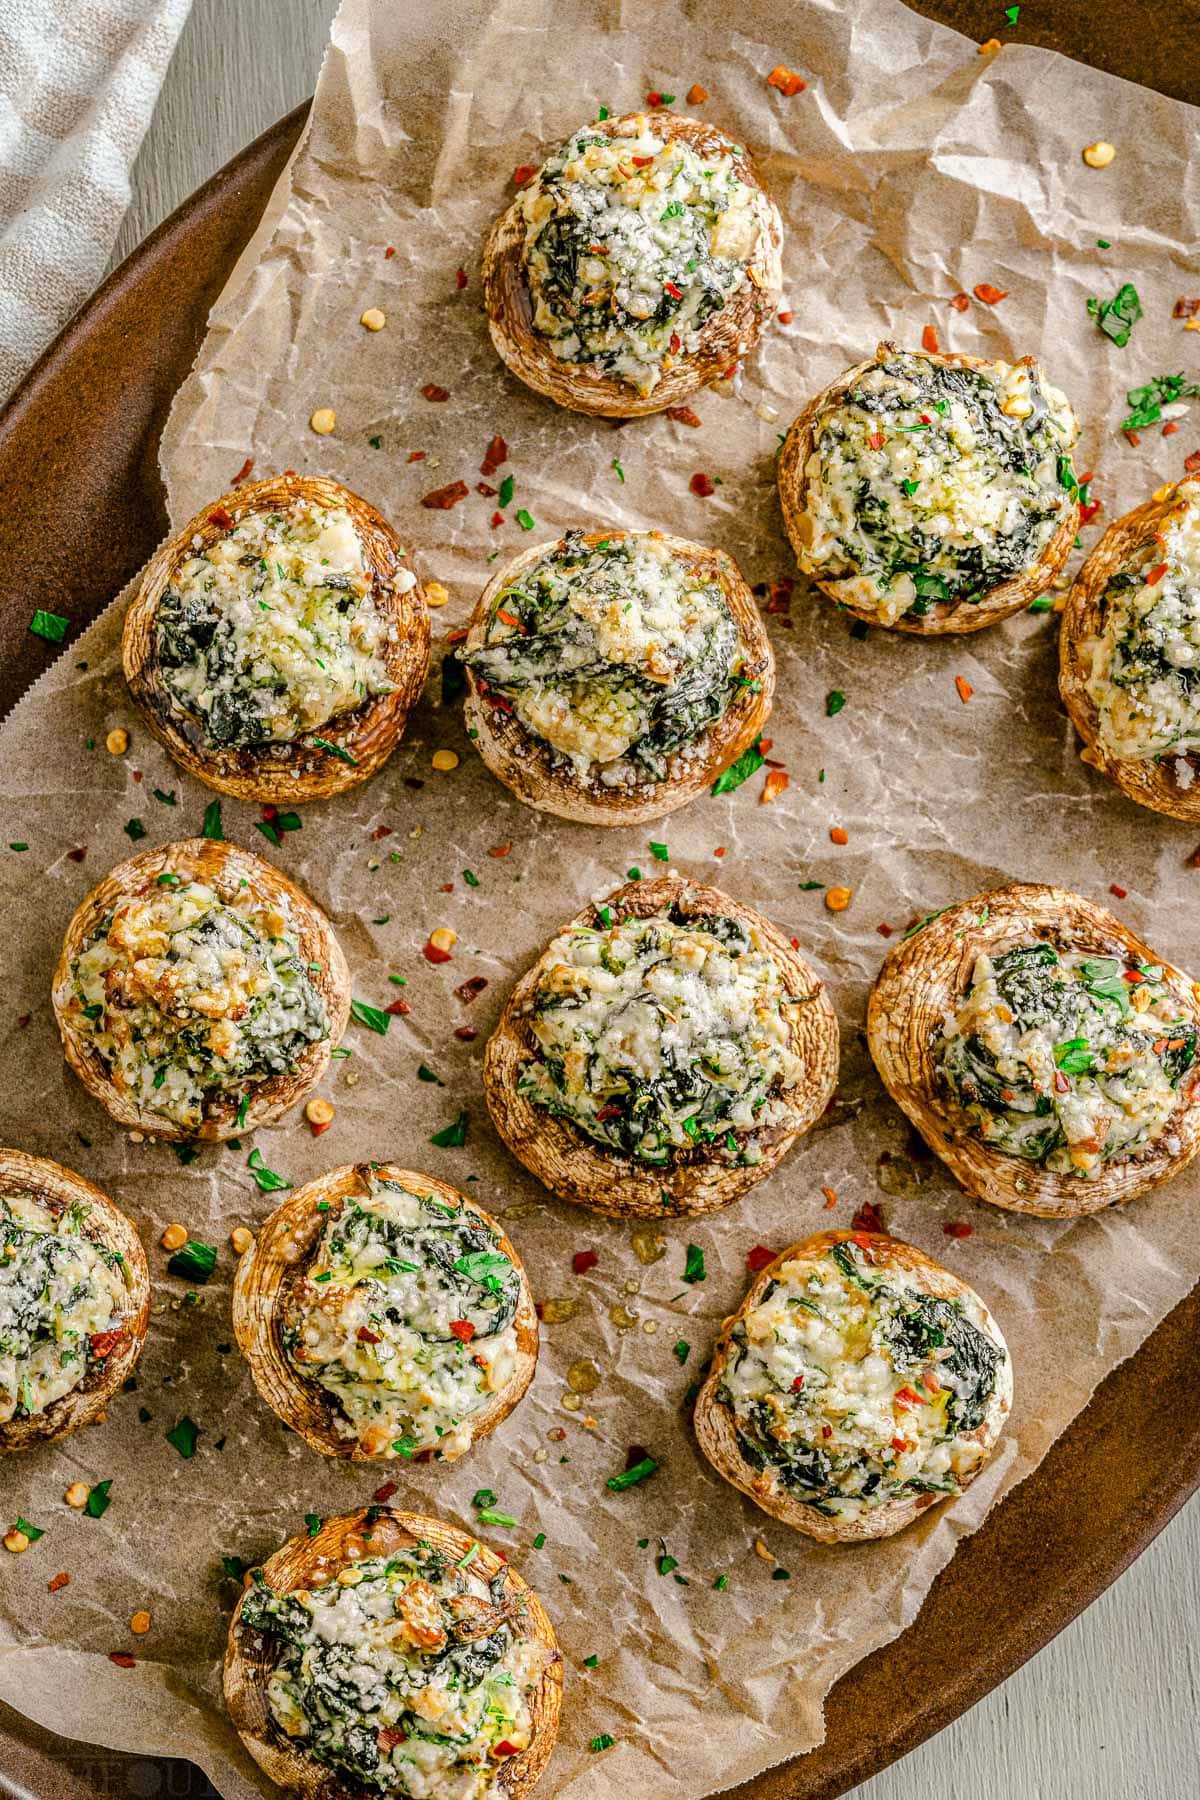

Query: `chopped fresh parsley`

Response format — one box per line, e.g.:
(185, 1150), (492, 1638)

(166, 1239), (217, 1285)
(430, 1110), (469, 1147)
(351, 998), (390, 1035)
(1088, 281), (1142, 347)
(682, 1243), (706, 1284)
(826, 689), (846, 716)
(165, 1416), (201, 1459)
(1119, 372), (1200, 431)
(201, 799), (223, 839)
(29, 610), (69, 645)
(711, 737), (765, 795)
(85, 1480), (113, 1518)
(247, 1148), (291, 1193)
(606, 1455), (658, 1492)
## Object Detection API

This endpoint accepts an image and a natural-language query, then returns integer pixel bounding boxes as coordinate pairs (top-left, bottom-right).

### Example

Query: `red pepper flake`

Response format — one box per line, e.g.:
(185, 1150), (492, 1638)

(371, 825), (392, 841)
(894, 1385), (922, 1409)
(663, 279), (683, 300)
(131, 770), (142, 783)
(310, 1119), (333, 1138)
(764, 577), (794, 614)
(1124, 430), (1142, 448)
(1078, 500), (1102, 525)
(512, 164), (536, 184)
(491, 510), (504, 528)
(921, 324), (940, 354)
(454, 1025), (478, 1042)
(454, 976), (489, 1004)
(1186, 451), (1200, 473)
(209, 506), (234, 531)
(829, 826), (848, 846)
(713, 846), (726, 858)
(646, 90), (664, 106)
(944, 1218), (975, 1239)
(445, 627), (470, 644)
(851, 1201), (885, 1234)
(477, 482), (498, 498)
(384, 246), (396, 259)
(787, 1372), (805, 1395)
(422, 939), (453, 965)
(66, 846), (86, 863)
(48, 1571), (70, 1592)
(407, 450), (427, 462)
(595, 1102), (623, 1122)
(746, 1244), (776, 1273)
(455, 267), (468, 290)
(480, 434), (509, 476)
(572, 1249), (600, 1275)
(1163, 422), (1180, 437)
(973, 282), (1008, 304)
(867, 432), (886, 451)
(666, 404), (703, 427)
(385, 998), (411, 1015)
(89, 1329), (122, 1359)
(687, 83), (709, 104)
(760, 768), (789, 804)
(493, 1742), (520, 1759)
(230, 456), (255, 485)
(108, 1653), (136, 1669)
(372, 1480), (397, 1504)
(357, 1325), (382, 1344)
(777, 309), (794, 324)
(820, 1185), (838, 1209)
(488, 842), (512, 857)
(1174, 297), (1200, 318)
(955, 675), (974, 704)
(767, 64), (806, 96)
(449, 1319), (477, 1342)
(377, 1728), (407, 1752)
(890, 1436), (910, 1454)
(1124, 966), (1147, 982)
(421, 481), (469, 510)
(1146, 562), (1170, 586)
(631, 156), (654, 168)
(421, 383), (449, 403)
(949, 292), (970, 312)
(1109, 883), (1127, 898)
(877, 922), (894, 938)
(690, 472), (715, 497)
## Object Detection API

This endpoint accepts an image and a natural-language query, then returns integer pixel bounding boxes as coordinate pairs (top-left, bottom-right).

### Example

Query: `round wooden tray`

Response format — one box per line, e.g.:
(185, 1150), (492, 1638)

(1, 9), (1198, 1794)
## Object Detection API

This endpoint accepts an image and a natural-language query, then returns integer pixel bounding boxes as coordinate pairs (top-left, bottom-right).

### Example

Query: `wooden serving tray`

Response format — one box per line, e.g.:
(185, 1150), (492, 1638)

(0, 4), (1196, 1793)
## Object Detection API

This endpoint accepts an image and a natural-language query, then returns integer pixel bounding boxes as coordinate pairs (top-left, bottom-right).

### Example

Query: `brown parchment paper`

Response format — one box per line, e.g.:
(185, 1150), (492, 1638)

(3, 0), (1200, 1794)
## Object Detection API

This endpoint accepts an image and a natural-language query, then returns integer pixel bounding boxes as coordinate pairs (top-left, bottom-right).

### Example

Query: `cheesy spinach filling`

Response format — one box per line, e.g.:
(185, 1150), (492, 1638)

(799, 350), (1078, 624)
(721, 1238), (1004, 1518)
(0, 1192), (125, 1423)
(1085, 484), (1200, 764)
(154, 500), (396, 746)
(282, 1178), (520, 1460)
(463, 532), (744, 780)
(938, 942), (1196, 1178)
(241, 1545), (547, 1799)
(519, 904), (806, 1165)
(68, 880), (327, 1131)
(518, 119), (761, 395)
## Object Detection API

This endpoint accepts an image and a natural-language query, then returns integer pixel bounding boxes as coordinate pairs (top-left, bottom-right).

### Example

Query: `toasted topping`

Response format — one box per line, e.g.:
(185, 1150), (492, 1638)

(520, 901), (806, 1165)
(281, 1177), (521, 1458)
(0, 1192), (125, 1424)
(721, 1237), (1005, 1520)
(938, 939), (1197, 1177)
(518, 118), (762, 396)
(241, 1543), (548, 1799)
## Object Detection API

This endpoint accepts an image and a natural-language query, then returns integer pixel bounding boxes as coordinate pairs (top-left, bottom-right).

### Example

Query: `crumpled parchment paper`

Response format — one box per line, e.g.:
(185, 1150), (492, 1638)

(2, 1), (1200, 1795)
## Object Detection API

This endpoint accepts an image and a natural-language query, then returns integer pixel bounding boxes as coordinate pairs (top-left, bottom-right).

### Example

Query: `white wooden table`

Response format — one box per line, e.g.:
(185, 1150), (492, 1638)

(112, 3), (1200, 1794)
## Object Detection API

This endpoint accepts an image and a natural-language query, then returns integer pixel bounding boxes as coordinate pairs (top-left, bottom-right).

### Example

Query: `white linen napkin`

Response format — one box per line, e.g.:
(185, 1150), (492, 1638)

(0, 0), (192, 399)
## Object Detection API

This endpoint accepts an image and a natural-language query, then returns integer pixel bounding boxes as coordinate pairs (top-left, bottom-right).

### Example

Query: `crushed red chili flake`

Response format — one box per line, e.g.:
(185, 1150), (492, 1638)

(949, 292), (970, 312)
(973, 282), (1008, 304)
(746, 1244), (776, 1273)
(371, 825), (392, 841)
(663, 279), (683, 300)
(631, 155), (654, 168)
(480, 434), (509, 475)
(421, 384), (450, 403)
(421, 481), (470, 510)
(1078, 500), (1102, 525)
(477, 482), (498, 498)
(48, 1572), (70, 1592)
(310, 1119), (333, 1138)
(955, 675), (974, 703)
(867, 431), (886, 450)
(666, 404), (702, 426)
(1109, 883), (1127, 898)
(423, 939), (453, 965)
(1186, 451), (1200, 473)
(493, 1742), (520, 1759)
(1163, 422), (1180, 437)
(778, 309), (794, 324)
(373, 1480), (397, 1503)
(449, 1319), (477, 1342)
(89, 1328), (122, 1359)
(230, 456), (255, 485)
(689, 472), (716, 497)
(713, 846), (726, 858)
(921, 323), (940, 354)
(454, 976), (488, 1004)
(357, 1325), (382, 1344)
(66, 847), (86, 863)
(407, 450), (427, 462)
(829, 826), (848, 845)
(767, 64), (806, 95)
(445, 627), (470, 644)
(760, 768), (789, 803)
(512, 164), (536, 184)
(687, 83), (709, 104)
(108, 1653), (136, 1669)
(442, 880), (455, 891)
(1173, 297), (1200, 318)
(789, 937), (800, 950)
(386, 997), (411, 1015)
(851, 1201), (885, 1233)
(572, 1249), (600, 1275)
(820, 1185), (837, 1208)
(1124, 430), (1142, 448)
(209, 506), (234, 531)
(488, 842), (512, 857)
(491, 510), (504, 528)
(877, 922), (894, 938)
(454, 1025), (478, 1042)
(455, 267), (468, 289)
(646, 90), (664, 106)
(764, 577), (793, 614)
(384, 246), (396, 258)
(1146, 562), (1169, 585)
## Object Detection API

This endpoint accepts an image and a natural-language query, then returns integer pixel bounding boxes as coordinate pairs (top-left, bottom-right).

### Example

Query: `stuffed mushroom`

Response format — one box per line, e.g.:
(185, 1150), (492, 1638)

(485, 877), (839, 1218)
(867, 882), (1200, 1217)
(233, 1164), (538, 1463)
(1059, 476), (1200, 819)
(694, 1229), (1011, 1543)
(460, 528), (773, 823)
(122, 473), (430, 802)
(777, 343), (1080, 633)
(52, 837), (350, 1142)
(0, 1149), (149, 1454)
(483, 111), (783, 417)
(225, 1507), (562, 1799)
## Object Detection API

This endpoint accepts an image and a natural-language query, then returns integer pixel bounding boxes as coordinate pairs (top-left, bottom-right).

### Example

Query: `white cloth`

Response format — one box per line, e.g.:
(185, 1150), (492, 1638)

(0, 0), (192, 399)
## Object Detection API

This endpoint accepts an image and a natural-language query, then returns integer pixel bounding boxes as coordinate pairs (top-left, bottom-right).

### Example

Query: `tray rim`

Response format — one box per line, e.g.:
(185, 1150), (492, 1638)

(1, 92), (1198, 1800)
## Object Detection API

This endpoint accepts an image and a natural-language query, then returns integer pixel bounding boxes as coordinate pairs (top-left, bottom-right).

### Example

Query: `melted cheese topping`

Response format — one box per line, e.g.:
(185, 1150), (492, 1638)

(464, 532), (743, 780)
(721, 1238), (1004, 1521)
(938, 941), (1195, 1177)
(1085, 481), (1200, 763)
(68, 878), (328, 1131)
(0, 1192), (125, 1423)
(155, 500), (397, 745)
(519, 118), (760, 396)
(519, 906), (806, 1164)
(795, 349), (1078, 624)
(242, 1547), (548, 1799)
(282, 1180), (521, 1460)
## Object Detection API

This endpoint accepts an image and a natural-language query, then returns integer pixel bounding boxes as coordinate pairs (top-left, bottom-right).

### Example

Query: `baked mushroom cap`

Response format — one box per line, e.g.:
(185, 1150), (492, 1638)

(777, 343), (1080, 635)
(233, 1163), (538, 1462)
(225, 1507), (562, 1800)
(461, 528), (774, 824)
(694, 1229), (1012, 1543)
(0, 1149), (149, 1454)
(52, 837), (350, 1143)
(1059, 478), (1200, 820)
(122, 472), (430, 803)
(484, 877), (839, 1218)
(867, 882), (1200, 1217)
(482, 112), (783, 419)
